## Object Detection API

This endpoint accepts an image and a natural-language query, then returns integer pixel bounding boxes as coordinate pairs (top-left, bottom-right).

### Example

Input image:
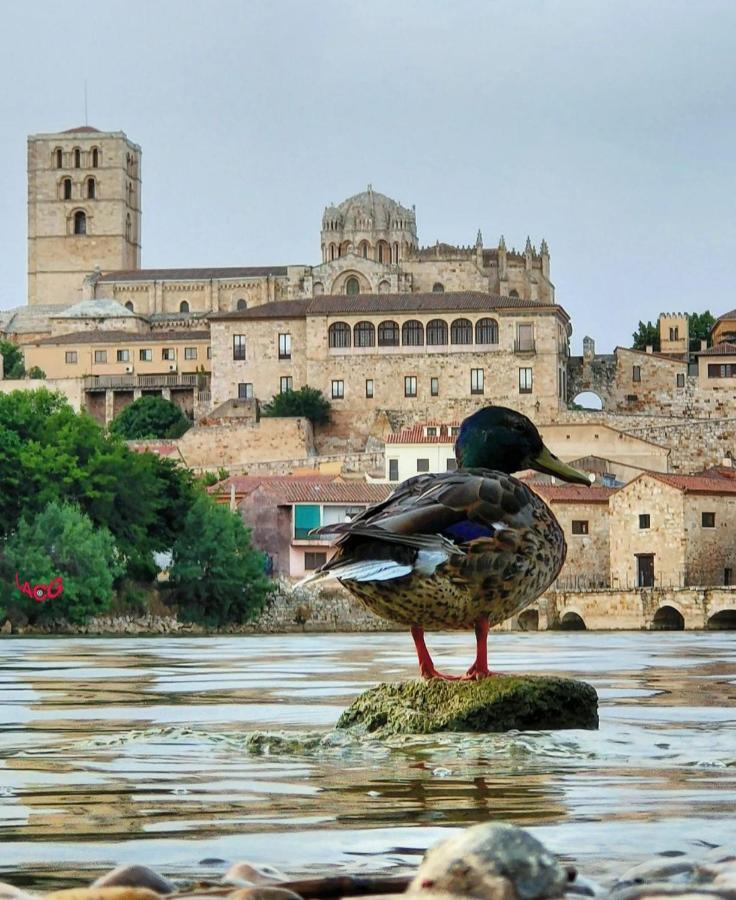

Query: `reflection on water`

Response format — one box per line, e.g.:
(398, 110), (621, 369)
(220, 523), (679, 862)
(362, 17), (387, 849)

(1, 632), (736, 890)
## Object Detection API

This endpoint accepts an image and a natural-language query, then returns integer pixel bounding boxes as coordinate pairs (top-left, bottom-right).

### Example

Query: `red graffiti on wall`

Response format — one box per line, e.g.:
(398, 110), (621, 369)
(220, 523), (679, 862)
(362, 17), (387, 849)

(15, 573), (64, 603)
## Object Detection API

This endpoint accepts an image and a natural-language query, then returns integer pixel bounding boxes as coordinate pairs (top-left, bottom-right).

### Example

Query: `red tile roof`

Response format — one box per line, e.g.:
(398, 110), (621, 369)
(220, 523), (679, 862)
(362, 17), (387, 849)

(530, 484), (615, 503)
(385, 423), (460, 444)
(646, 472), (736, 495)
(208, 474), (336, 495)
(211, 292), (569, 320)
(31, 329), (210, 346)
(697, 341), (736, 356)
(98, 266), (289, 282)
(130, 442), (180, 458)
(272, 482), (393, 505)
(714, 308), (736, 323)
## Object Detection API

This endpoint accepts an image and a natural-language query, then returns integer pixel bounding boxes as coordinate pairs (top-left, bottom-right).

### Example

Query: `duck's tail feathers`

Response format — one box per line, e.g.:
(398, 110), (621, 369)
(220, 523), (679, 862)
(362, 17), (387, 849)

(297, 558), (413, 588)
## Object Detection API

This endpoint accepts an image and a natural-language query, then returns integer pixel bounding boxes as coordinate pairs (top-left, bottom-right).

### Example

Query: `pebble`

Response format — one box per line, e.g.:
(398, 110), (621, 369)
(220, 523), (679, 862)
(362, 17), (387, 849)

(612, 859), (699, 889)
(409, 822), (569, 900)
(224, 863), (288, 887)
(92, 866), (175, 894)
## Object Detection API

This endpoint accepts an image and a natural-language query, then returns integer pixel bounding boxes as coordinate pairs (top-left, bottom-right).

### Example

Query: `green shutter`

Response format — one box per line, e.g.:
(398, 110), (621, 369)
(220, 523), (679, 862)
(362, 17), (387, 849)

(294, 504), (321, 539)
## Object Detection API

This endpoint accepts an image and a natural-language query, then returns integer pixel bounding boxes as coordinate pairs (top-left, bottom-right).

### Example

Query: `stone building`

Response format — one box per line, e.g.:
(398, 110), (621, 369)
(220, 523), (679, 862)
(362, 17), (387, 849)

(208, 292), (572, 428)
(609, 472), (736, 589)
(27, 127), (141, 307)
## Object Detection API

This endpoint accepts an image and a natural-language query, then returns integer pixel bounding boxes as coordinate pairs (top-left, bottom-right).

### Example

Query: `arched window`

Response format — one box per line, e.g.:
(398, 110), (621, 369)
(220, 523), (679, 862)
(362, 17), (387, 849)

(378, 320), (399, 346)
(62, 178), (72, 200)
(476, 317), (499, 344)
(73, 148), (81, 168)
(426, 319), (448, 346)
(86, 177), (96, 199)
(432, 282), (445, 293)
(54, 148), (63, 169)
(378, 280), (390, 294)
(402, 320), (424, 346)
(451, 318), (473, 345)
(393, 241), (399, 263)
(313, 282), (324, 296)
(91, 148), (99, 168)
(125, 214), (132, 242)
(180, 301), (190, 313)
(340, 241), (352, 257)
(125, 301), (134, 312)
(328, 321), (351, 348)
(330, 243), (337, 261)
(345, 276), (360, 295)
(236, 298), (248, 310)
(509, 289), (519, 298)
(354, 321), (375, 348)
(377, 241), (389, 263)
(73, 210), (87, 235)
(359, 240), (369, 259)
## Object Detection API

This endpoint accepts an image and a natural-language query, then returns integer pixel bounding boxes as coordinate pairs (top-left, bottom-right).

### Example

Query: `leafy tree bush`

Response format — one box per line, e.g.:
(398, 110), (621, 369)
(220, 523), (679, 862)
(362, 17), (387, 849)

(688, 311), (715, 350)
(109, 395), (191, 440)
(0, 388), (197, 581)
(261, 386), (331, 426)
(27, 366), (46, 379)
(631, 321), (660, 352)
(0, 340), (25, 379)
(0, 501), (123, 625)
(168, 494), (273, 626)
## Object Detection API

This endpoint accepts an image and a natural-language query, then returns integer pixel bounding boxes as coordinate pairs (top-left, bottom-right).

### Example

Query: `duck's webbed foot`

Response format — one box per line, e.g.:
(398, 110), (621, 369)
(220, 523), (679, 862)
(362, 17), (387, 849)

(459, 615), (499, 680)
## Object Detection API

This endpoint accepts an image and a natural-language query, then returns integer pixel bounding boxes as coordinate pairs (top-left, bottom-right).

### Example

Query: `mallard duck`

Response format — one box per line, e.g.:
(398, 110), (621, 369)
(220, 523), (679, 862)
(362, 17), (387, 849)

(303, 406), (591, 680)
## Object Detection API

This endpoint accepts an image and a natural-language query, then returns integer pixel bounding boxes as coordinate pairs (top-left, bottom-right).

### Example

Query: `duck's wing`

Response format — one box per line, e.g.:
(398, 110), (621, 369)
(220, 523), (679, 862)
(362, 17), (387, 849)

(318, 469), (536, 553)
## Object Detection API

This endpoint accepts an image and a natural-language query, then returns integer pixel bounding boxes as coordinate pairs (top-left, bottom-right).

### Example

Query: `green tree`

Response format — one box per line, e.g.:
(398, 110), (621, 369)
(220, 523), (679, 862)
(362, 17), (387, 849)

(0, 501), (123, 626)
(631, 321), (660, 352)
(688, 311), (715, 350)
(27, 366), (46, 379)
(168, 494), (273, 626)
(261, 386), (331, 426)
(109, 395), (191, 440)
(0, 340), (25, 379)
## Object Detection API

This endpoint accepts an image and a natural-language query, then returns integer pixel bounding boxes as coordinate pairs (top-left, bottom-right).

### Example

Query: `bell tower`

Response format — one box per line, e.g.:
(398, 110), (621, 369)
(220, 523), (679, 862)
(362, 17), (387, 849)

(27, 126), (142, 306)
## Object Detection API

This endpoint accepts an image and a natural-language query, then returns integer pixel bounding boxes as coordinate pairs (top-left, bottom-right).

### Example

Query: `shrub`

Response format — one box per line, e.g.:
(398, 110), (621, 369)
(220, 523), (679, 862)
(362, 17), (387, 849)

(27, 366), (46, 379)
(0, 341), (25, 379)
(110, 395), (191, 440)
(261, 386), (331, 426)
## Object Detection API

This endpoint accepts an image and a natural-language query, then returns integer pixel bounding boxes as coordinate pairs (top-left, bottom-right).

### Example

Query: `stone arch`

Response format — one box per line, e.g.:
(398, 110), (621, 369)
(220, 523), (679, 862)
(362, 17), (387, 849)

(358, 240), (371, 259)
(572, 391), (604, 410)
(378, 279), (390, 294)
(313, 282), (324, 296)
(340, 240), (352, 257)
(559, 611), (586, 630)
(651, 605), (685, 630)
(236, 298), (248, 311)
(125, 301), (134, 312)
(707, 609), (736, 630)
(376, 240), (390, 264)
(335, 271), (369, 295)
(517, 608), (539, 631)
(179, 300), (190, 313)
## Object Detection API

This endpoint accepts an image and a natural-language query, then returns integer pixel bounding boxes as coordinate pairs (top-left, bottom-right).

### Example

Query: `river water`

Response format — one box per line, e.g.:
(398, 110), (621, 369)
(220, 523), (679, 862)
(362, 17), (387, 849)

(1, 632), (736, 890)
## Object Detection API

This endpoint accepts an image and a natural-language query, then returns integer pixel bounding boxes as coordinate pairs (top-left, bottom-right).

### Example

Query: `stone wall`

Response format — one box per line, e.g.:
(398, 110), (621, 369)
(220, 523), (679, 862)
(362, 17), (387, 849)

(624, 419), (736, 471)
(550, 500), (611, 590)
(0, 376), (85, 410)
(172, 416), (314, 468)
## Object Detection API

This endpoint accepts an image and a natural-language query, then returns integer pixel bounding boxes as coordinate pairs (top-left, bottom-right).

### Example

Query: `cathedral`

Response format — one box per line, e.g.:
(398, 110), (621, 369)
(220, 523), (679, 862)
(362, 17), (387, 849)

(24, 126), (555, 316)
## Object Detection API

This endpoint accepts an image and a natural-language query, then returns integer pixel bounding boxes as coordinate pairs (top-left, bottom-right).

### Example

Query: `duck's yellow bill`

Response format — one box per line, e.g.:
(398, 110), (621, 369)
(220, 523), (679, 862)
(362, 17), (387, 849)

(529, 445), (592, 486)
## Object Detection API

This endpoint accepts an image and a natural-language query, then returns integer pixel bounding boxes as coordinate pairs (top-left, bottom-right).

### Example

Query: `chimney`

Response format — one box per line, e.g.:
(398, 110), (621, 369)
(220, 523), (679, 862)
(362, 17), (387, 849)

(701, 339), (708, 351)
(645, 345), (653, 354)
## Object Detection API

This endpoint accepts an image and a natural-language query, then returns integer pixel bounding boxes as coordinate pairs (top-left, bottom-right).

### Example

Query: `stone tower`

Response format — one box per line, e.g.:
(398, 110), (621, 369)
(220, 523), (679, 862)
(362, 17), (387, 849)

(658, 312), (689, 355)
(27, 126), (142, 306)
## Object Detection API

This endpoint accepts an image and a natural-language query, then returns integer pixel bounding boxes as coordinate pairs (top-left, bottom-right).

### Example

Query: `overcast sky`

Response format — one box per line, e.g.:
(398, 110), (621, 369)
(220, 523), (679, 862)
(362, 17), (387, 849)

(2, 0), (734, 352)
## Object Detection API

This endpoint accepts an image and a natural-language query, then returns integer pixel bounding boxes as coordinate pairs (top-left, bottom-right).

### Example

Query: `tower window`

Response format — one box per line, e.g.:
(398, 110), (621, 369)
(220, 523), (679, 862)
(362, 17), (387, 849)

(236, 298), (248, 311)
(125, 301), (134, 312)
(54, 148), (63, 168)
(86, 177), (96, 199)
(73, 210), (87, 235)
(73, 148), (81, 168)
(432, 282), (445, 293)
(179, 300), (190, 313)
(126, 214), (132, 242)
(62, 178), (72, 200)
(91, 147), (99, 168)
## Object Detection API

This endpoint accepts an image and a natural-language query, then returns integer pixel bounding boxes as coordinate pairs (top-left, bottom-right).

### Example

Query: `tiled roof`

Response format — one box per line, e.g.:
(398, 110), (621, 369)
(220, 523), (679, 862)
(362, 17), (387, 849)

(51, 299), (136, 318)
(63, 126), (101, 133)
(208, 474), (336, 496)
(130, 442), (181, 458)
(98, 266), (289, 282)
(530, 484), (615, 503)
(616, 346), (689, 364)
(695, 465), (736, 481)
(274, 482), (393, 505)
(385, 423), (460, 444)
(32, 329), (210, 346)
(714, 308), (736, 323)
(211, 300), (309, 320)
(697, 341), (736, 356)
(211, 292), (566, 321)
(647, 472), (736, 495)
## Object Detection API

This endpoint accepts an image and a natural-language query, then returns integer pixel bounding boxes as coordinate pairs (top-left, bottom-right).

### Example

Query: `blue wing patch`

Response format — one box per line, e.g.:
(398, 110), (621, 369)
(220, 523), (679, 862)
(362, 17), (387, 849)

(443, 520), (496, 542)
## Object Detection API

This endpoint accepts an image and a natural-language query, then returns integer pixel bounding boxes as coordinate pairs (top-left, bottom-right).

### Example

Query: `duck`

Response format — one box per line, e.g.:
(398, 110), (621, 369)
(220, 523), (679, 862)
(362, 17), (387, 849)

(302, 406), (591, 680)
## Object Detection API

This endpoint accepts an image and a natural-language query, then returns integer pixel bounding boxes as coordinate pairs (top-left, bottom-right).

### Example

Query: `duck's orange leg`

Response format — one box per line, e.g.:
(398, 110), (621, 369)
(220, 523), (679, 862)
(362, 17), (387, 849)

(411, 626), (459, 680)
(461, 616), (497, 680)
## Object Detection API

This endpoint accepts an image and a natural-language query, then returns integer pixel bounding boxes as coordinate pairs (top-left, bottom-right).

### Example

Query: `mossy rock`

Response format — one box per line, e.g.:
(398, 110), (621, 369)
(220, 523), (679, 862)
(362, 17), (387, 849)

(336, 675), (598, 735)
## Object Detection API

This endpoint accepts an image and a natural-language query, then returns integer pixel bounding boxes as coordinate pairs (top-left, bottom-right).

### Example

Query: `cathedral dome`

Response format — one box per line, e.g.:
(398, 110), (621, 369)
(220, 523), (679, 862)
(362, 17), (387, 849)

(334, 185), (415, 232)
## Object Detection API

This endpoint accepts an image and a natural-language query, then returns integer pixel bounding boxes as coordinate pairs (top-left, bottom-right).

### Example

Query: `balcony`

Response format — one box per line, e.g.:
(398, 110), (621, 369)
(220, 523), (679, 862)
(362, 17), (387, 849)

(514, 339), (536, 355)
(293, 527), (339, 542)
(83, 373), (202, 391)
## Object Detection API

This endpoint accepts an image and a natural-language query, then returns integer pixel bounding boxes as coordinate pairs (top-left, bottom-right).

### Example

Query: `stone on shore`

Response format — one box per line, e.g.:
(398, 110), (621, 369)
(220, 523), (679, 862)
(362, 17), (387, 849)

(45, 890), (163, 900)
(92, 866), (175, 894)
(224, 863), (288, 887)
(336, 675), (598, 735)
(408, 822), (569, 900)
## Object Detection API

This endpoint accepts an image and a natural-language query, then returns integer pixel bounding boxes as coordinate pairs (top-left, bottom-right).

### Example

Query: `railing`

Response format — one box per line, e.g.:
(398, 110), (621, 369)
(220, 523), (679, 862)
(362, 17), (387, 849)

(293, 527), (339, 542)
(83, 373), (204, 390)
(514, 339), (536, 354)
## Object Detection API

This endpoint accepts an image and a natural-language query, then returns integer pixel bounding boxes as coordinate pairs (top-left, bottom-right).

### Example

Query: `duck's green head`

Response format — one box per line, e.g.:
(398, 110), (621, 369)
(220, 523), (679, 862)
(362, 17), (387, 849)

(454, 406), (591, 485)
